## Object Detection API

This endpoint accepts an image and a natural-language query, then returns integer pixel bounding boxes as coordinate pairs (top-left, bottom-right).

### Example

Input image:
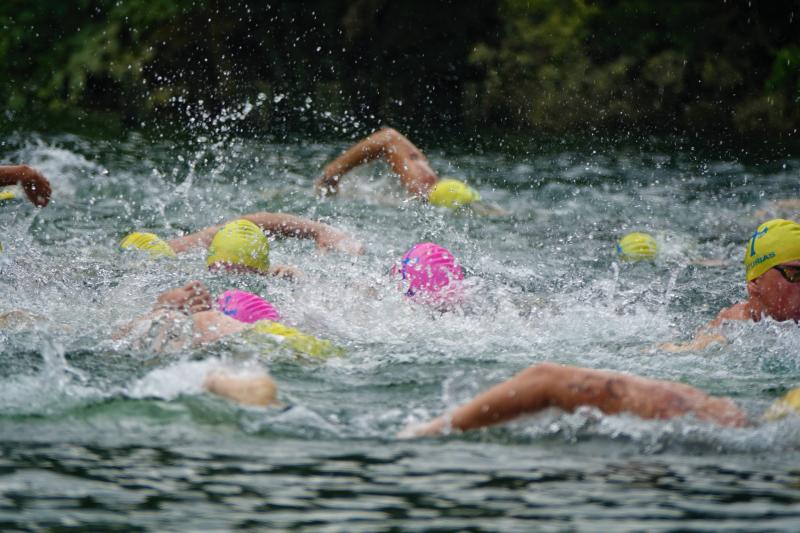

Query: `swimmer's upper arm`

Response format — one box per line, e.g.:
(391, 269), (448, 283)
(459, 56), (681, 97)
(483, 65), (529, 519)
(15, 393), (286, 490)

(167, 226), (221, 253)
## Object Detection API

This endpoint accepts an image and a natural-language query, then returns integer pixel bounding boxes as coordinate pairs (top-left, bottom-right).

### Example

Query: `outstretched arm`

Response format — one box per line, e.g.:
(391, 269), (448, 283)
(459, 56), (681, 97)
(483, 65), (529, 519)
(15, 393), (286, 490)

(659, 302), (753, 353)
(317, 127), (439, 197)
(0, 165), (52, 207)
(400, 363), (746, 437)
(166, 212), (363, 255)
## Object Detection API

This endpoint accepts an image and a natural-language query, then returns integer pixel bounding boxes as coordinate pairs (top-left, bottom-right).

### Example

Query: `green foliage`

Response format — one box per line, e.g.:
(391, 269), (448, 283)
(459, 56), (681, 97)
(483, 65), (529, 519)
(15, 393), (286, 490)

(465, 0), (800, 135)
(0, 0), (798, 136)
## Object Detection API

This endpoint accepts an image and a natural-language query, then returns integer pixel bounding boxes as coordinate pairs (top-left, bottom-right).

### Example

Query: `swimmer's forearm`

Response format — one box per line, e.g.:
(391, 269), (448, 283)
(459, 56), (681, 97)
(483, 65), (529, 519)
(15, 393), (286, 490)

(0, 165), (28, 186)
(444, 364), (557, 432)
(167, 227), (220, 253)
(164, 213), (324, 254)
(317, 127), (439, 197)
(321, 129), (397, 183)
(409, 364), (627, 436)
(241, 212), (328, 240)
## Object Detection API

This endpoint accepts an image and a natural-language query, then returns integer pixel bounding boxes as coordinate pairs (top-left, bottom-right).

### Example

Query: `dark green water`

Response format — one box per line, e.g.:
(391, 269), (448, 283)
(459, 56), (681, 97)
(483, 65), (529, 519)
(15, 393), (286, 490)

(2, 127), (800, 531)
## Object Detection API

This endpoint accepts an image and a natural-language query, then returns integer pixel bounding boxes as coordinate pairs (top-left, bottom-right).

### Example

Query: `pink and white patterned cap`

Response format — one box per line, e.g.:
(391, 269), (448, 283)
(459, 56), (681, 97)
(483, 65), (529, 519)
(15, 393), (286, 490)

(217, 289), (281, 323)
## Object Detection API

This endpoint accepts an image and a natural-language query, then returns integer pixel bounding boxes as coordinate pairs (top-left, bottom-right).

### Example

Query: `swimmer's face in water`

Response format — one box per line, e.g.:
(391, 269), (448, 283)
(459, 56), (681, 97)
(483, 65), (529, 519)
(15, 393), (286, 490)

(748, 261), (800, 322)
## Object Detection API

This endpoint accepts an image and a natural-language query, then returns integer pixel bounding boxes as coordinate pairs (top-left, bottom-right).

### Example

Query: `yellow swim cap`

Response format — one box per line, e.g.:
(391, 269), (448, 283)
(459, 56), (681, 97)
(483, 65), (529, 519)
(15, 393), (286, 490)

(616, 232), (657, 261)
(249, 320), (343, 359)
(207, 219), (270, 273)
(119, 232), (177, 259)
(744, 219), (800, 281)
(0, 189), (16, 202)
(427, 179), (481, 209)
(762, 387), (800, 421)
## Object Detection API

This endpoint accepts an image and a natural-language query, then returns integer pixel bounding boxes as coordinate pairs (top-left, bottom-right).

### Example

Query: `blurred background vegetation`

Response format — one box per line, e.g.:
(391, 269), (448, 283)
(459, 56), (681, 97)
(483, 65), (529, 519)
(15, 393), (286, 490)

(1, 0), (798, 140)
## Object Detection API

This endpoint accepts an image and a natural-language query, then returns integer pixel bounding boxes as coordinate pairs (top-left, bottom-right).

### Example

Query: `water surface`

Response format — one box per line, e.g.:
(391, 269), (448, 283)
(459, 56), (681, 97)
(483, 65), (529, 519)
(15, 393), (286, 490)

(2, 128), (800, 531)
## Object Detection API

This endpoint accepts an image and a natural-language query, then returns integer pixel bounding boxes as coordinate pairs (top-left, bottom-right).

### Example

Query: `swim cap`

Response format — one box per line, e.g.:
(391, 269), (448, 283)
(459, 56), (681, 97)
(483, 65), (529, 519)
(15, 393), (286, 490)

(427, 179), (481, 209)
(0, 190), (16, 202)
(392, 242), (465, 300)
(762, 387), (800, 421)
(250, 320), (343, 359)
(120, 232), (177, 259)
(217, 289), (281, 323)
(207, 219), (270, 273)
(616, 232), (657, 261)
(744, 219), (800, 281)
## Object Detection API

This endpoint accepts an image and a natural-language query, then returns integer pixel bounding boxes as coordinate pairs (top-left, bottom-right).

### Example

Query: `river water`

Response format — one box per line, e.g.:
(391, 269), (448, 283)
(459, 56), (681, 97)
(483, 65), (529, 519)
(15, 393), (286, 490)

(2, 126), (800, 531)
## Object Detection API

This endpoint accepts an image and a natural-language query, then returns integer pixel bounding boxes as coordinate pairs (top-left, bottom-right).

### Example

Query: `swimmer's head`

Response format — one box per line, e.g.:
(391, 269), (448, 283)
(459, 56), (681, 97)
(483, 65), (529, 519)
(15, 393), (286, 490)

(392, 242), (465, 303)
(744, 219), (800, 281)
(217, 289), (281, 323)
(762, 387), (800, 421)
(207, 219), (270, 274)
(616, 232), (657, 261)
(427, 179), (481, 209)
(120, 232), (177, 259)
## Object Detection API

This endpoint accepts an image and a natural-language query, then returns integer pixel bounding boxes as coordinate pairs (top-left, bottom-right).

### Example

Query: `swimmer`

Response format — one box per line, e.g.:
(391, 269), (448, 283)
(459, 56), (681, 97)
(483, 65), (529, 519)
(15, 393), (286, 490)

(116, 281), (340, 358)
(121, 212), (363, 277)
(391, 242), (465, 308)
(316, 127), (506, 214)
(399, 362), (800, 438)
(0, 165), (52, 207)
(662, 219), (800, 352)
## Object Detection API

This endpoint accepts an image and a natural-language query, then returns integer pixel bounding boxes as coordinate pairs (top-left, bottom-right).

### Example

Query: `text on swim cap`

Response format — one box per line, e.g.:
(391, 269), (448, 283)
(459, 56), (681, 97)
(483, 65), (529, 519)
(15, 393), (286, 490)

(746, 251), (776, 271)
(750, 226), (769, 257)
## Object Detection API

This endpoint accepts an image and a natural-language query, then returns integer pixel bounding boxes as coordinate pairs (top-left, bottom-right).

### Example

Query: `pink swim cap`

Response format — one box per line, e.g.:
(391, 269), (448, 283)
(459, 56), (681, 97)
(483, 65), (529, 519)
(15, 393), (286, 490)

(217, 289), (281, 323)
(392, 242), (465, 300)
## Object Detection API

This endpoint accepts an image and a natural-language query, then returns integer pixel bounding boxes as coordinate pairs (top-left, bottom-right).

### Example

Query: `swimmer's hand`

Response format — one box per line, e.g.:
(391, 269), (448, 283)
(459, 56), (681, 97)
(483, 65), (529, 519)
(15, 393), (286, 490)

(397, 416), (448, 439)
(658, 332), (727, 353)
(204, 367), (278, 406)
(155, 281), (213, 315)
(315, 228), (364, 255)
(268, 264), (302, 279)
(19, 165), (52, 207)
(315, 173), (341, 197)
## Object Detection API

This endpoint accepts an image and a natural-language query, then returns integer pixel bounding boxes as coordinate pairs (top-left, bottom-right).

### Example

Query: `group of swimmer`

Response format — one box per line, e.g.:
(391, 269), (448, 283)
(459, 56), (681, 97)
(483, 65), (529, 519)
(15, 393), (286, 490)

(4, 126), (800, 436)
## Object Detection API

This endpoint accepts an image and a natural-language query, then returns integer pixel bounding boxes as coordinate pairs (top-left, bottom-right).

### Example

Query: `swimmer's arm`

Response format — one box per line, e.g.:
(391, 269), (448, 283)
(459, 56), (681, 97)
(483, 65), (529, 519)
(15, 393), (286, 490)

(112, 281), (214, 341)
(166, 226), (221, 253)
(401, 363), (635, 437)
(657, 303), (750, 353)
(0, 165), (51, 207)
(166, 213), (363, 255)
(241, 212), (364, 255)
(316, 127), (438, 197)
